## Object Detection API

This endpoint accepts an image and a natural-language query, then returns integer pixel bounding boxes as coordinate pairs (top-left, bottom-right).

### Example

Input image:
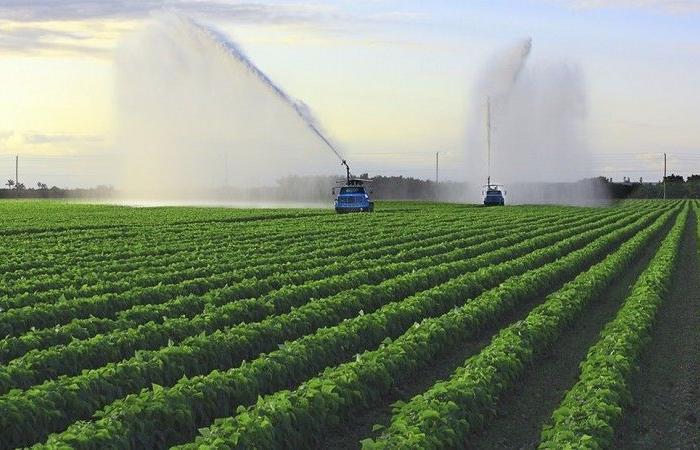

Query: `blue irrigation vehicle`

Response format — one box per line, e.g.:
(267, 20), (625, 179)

(333, 160), (374, 213)
(482, 183), (506, 206)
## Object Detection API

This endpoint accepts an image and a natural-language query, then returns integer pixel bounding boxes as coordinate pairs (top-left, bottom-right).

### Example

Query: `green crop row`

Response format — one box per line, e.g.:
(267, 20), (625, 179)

(0, 200), (467, 236)
(0, 204), (614, 284)
(30, 204), (659, 450)
(0, 209), (337, 272)
(168, 205), (674, 450)
(0, 207), (635, 448)
(0, 211), (493, 336)
(0, 203), (631, 280)
(3, 206), (606, 335)
(360, 204), (679, 449)
(0, 218), (488, 362)
(0, 209), (428, 291)
(0, 208), (558, 360)
(1, 207), (638, 394)
(0, 211), (456, 309)
(0, 203), (329, 235)
(538, 205), (688, 449)
(0, 220), (353, 297)
(3, 203), (593, 285)
(0, 208), (438, 297)
(2, 205), (440, 280)
(0, 210), (563, 390)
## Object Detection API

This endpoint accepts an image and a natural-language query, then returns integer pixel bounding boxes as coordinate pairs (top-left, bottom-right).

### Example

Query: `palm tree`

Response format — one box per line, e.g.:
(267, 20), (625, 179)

(5, 179), (14, 189)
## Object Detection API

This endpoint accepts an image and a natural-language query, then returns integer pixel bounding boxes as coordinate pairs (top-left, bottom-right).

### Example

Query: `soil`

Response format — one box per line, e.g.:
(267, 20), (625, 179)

(613, 210), (700, 450)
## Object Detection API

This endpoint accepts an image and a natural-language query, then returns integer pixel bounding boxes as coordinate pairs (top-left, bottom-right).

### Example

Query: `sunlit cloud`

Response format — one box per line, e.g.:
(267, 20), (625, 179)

(0, 1), (426, 25)
(0, 19), (133, 57)
(0, 1), (336, 23)
(0, 2), (427, 57)
(0, 131), (109, 156)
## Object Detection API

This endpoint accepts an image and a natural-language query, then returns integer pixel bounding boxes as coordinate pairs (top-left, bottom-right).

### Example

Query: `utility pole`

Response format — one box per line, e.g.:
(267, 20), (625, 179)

(663, 152), (666, 199)
(15, 155), (18, 197)
(486, 97), (492, 188)
(435, 151), (439, 202)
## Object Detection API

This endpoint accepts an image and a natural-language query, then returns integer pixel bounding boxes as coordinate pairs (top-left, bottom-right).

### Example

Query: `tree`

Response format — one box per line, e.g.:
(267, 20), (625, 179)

(688, 174), (700, 182)
(664, 174), (684, 183)
(37, 182), (48, 190)
(15, 182), (25, 190)
(5, 179), (14, 189)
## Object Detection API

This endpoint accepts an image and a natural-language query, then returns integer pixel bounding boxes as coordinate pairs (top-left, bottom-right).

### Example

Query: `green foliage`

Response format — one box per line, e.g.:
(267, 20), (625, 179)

(0, 199), (686, 450)
(539, 204), (689, 449)
(169, 206), (674, 449)
(9, 206), (617, 448)
(365, 204), (681, 449)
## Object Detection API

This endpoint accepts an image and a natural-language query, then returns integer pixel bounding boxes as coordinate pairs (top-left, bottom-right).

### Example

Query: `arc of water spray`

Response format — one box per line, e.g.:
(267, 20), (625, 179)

(512, 38), (532, 84)
(484, 38), (532, 187)
(186, 17), (345, 162)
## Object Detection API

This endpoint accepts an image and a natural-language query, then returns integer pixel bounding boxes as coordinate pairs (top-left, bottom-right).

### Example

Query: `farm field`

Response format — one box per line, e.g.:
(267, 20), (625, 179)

(0, 199), (698, 449)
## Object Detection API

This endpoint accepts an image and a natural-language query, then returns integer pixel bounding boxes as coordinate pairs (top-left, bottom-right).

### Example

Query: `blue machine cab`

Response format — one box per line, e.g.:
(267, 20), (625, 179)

(334, 160), (374, 213)
(482, 180), (506, 206)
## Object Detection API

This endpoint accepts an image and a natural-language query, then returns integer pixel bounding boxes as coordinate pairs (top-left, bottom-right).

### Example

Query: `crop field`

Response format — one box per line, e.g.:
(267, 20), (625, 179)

(0, 199), (698, 449)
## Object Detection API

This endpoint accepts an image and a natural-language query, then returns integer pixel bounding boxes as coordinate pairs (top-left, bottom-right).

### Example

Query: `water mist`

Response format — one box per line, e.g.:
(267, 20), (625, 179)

(114, 13), (341, 201)
(465, 39), (607, 205)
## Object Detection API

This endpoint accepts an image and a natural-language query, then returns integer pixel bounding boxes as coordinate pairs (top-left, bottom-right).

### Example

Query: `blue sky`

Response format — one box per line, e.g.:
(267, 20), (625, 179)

(0, 0), (698, 187)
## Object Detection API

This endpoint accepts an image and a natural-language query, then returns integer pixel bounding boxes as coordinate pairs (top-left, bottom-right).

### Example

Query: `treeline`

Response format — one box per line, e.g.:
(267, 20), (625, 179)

(229, 175), (466, 202)
(604, 174), (700, 199)
(358, 174), (465, 201)
(0, 185), (115, 199)
(1, 174), (699, 201)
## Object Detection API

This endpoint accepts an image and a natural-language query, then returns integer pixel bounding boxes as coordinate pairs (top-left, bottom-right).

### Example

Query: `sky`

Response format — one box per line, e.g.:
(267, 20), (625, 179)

(0, 0), (699, 188)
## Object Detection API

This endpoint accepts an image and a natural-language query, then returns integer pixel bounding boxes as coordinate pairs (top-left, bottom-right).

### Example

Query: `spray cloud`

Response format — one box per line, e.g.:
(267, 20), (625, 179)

(466, 39), (602, 204)
(114, 13), (340, 199)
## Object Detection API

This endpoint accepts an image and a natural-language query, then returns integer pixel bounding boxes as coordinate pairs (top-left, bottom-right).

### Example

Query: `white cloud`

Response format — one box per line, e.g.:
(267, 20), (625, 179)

(0, 1), (355, 24)
(0, 132), (108, 156)
(0, 23), (111, 56)
(0, 1), (426, 56)
(552, 0), (700, 14)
